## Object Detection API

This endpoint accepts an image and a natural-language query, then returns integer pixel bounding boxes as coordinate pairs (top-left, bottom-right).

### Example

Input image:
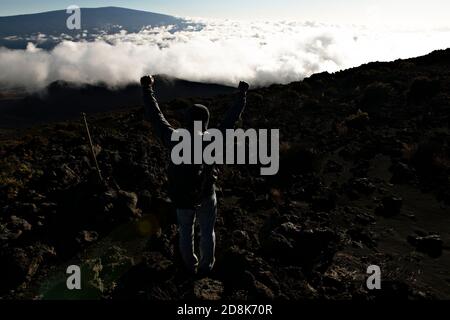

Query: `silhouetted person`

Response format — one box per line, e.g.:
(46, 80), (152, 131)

(140, 75), (249, 274)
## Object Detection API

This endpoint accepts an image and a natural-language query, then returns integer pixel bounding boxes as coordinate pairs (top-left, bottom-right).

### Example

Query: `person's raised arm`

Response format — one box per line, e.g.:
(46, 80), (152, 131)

(141, 75), (174, 147)
(220, 81), (249, 131)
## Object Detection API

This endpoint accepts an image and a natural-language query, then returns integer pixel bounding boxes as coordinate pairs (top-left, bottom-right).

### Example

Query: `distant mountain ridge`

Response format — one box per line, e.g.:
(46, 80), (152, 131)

(0, 7), (190, 49)
(0, 75), (236, 128)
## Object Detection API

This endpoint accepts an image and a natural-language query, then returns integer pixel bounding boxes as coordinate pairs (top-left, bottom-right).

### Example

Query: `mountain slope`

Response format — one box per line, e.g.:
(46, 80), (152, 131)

(0, 7), (189, 49)
(0, 49), (449, 300)
(0, 7), (184, 36)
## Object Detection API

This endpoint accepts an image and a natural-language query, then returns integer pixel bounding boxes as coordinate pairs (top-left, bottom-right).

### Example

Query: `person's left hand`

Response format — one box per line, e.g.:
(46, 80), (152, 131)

(238, 81), (250, 93)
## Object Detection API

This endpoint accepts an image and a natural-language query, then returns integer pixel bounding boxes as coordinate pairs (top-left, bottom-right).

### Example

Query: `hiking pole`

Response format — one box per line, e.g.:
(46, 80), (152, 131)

(81, 112), (103, 182)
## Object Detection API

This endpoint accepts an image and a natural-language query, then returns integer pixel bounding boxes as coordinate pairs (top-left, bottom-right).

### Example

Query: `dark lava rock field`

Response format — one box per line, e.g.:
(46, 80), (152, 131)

(0, 49), (449, 300)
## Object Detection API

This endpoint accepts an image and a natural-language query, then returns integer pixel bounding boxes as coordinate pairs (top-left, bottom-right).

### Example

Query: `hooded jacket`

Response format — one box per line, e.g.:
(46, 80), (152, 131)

(142, 87), (247, 209)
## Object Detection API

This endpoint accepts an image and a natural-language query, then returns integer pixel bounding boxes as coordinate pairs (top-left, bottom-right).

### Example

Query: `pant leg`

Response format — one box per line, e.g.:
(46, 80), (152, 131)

(176, 208), (198, 272)
(197, 192), (218, 272)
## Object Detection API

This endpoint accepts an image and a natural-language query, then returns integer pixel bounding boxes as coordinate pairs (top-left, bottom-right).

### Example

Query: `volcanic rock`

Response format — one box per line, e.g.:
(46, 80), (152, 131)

(407, 234), (443, 257)
(376, 196), (403, 217)
(76, 230), (99, 244)
(193, 278), (224, 301)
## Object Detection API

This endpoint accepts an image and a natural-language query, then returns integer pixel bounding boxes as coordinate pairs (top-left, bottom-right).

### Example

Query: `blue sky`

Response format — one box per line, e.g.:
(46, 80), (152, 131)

(0, 0), (449, 27)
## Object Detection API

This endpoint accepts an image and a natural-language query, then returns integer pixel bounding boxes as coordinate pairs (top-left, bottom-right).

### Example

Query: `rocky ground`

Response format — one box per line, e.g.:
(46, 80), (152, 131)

(0, 49), (449, 300)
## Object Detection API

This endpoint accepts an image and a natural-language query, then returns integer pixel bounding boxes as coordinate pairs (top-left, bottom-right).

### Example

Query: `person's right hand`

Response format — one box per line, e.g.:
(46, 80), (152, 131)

(238, 81), (250, 93)
(141, 75), (155, 88)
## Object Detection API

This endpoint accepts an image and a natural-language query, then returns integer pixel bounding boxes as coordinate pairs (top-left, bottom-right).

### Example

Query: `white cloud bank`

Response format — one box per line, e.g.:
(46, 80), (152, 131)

(1, 20), (450, 91)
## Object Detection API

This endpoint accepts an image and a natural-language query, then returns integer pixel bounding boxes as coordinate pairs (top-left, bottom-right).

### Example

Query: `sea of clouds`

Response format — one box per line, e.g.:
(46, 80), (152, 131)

(1, 19), (450, 91)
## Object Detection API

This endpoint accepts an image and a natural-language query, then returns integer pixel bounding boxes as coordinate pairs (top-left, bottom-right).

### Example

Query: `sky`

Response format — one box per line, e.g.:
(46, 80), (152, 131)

(0, 0), (450, 28)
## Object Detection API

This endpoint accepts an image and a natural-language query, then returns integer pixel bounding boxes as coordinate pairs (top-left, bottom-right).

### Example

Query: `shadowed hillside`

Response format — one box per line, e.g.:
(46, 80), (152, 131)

(0, 75), (235, 128)
(0, 49), (449, 300)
